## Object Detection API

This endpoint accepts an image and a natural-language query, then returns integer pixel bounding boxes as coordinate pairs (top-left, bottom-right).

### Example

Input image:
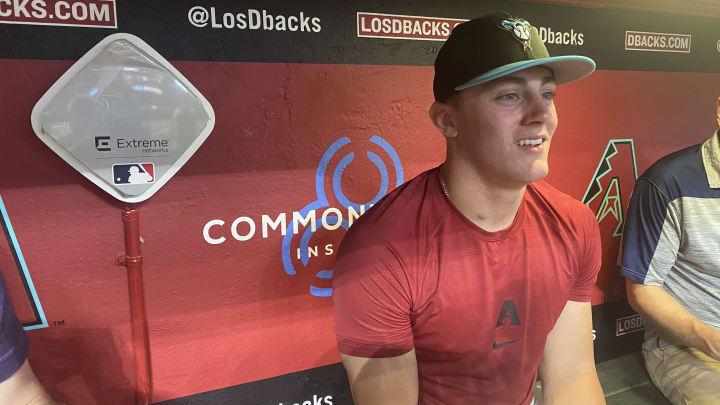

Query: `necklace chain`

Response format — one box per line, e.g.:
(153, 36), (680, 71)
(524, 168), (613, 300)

(439, 174), (450, 198)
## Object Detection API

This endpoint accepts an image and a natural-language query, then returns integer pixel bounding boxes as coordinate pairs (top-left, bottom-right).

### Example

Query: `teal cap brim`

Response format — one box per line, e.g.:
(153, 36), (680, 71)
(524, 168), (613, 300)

(455, 55), (596, 91)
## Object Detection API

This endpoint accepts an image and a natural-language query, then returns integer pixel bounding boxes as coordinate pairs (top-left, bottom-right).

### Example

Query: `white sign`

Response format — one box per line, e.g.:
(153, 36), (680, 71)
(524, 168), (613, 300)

(31, 33), (215, 202)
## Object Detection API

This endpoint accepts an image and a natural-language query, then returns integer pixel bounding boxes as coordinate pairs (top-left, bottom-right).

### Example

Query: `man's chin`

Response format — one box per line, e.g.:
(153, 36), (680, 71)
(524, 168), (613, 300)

(518, 166), (549, 185)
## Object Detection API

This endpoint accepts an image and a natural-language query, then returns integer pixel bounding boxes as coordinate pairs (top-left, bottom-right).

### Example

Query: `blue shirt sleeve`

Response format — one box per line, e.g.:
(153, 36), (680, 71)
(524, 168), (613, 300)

(620, 177), (678, 285)
(0, 271), (29, 382)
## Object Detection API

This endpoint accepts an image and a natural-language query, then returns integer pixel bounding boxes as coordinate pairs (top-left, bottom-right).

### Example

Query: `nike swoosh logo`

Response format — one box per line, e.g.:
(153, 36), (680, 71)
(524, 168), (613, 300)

(492, 340), (518, 350)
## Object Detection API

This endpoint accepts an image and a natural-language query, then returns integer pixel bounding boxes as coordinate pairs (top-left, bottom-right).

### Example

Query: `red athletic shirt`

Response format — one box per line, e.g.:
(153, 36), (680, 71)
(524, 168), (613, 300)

(333, 168), (601, 405)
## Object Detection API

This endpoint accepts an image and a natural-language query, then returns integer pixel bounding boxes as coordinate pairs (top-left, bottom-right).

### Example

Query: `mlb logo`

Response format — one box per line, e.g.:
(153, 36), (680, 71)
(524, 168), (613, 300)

(112, 163), (155, 185)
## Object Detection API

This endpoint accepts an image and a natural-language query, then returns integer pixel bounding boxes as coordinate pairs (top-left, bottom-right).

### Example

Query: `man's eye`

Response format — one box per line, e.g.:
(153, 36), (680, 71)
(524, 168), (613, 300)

(500, 93), (519, 101)
(542, 91), (555, 101)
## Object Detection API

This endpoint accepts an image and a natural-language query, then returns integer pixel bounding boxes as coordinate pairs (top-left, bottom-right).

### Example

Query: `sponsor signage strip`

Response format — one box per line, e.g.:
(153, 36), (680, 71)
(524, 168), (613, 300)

(0, 0), (718, 73)
(0, 0), (117, 28)
(356, 12), (467, 41)
(616, 314), (646, 336)
(625, 30), (691, 53)
(155, 363), (352, 405)
(592, 301), (645, 363)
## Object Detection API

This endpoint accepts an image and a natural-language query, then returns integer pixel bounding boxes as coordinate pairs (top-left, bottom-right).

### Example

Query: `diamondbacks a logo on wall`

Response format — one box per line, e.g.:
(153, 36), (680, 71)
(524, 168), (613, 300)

(582, 140), (638, 237)
(583, 140), (638, 301)
(0, 195), (48, 330)
(281, 136), (403, 297)
(0, 0), (117, 28)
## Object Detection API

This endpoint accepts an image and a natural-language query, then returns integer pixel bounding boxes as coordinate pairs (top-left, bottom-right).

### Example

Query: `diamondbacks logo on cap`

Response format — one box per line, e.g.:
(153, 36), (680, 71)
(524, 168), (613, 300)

(499, 18), (532, 50)
(112, 163), (155, 185)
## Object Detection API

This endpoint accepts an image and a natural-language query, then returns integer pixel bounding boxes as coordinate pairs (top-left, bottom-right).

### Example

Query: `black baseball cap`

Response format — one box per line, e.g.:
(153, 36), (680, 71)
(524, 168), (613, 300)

(433, 11), (596, 102)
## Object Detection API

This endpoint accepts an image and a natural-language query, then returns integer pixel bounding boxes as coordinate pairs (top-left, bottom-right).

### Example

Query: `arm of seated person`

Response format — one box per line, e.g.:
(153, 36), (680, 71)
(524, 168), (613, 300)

(539, 300), (605, 405)
(340, 349), (418, 405)
(626, 279), (720, 360)
(0, 359), (60, 405)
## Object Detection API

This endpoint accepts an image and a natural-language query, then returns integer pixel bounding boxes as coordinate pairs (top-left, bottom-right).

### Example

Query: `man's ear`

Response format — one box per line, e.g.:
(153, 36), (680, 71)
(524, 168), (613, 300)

(716, 97), (720, 127)
(429, 101), (458, 138)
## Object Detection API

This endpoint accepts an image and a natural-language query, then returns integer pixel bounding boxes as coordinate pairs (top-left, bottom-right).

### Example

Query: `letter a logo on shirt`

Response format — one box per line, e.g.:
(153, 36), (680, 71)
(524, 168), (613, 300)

(492, 300), (521, 350)
(496, 299), (521, 327)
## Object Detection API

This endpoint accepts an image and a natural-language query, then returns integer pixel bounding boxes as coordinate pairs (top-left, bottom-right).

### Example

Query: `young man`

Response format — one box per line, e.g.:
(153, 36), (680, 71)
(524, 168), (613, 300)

(333, 12), (605, 405)
(0, 272), (59, 404)
(620, 99), (720, 404)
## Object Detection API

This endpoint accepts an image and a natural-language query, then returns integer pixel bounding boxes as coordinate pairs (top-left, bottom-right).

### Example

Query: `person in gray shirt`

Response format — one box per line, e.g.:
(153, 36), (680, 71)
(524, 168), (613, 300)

(620, 98), (720, 404)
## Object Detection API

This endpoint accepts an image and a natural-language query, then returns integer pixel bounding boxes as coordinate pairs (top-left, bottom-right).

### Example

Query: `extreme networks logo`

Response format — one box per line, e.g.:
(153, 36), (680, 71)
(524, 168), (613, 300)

(187, 6), (321, 32)
(203, 136), (403, 297)
(0, 0), (116, 28)
(94, 136), (169, 155)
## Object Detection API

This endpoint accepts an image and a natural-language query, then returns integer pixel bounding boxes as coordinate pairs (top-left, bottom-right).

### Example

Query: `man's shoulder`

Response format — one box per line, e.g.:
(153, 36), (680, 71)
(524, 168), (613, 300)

(339, 168), (440, 249)
(640, 142), (708, 200)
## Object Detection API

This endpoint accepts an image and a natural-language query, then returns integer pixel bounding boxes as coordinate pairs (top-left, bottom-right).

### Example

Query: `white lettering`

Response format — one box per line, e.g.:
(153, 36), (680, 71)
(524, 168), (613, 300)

(299, 11), (310, 31)
(307, 245), (318, 258)
(347, 205), (366, 227)
(210, 7), (221, 28)
(54, 1), (69, 19)
(231, 217), (256, 241)
(30, 0), (45, 18)
(321, 208), (343, 231)
(248, 8), (260, 29)
(262, 9), (273, 29)
(13, 0), (30, 18)
(236, 13), (246, 29)
(0, 0), (13, 17)
(71, 1), (86, 20)
(203, 220), (226, 245)
(371, 16), (380, 32)
(89, 2), (109, 21)
(293, 210), (317, 234)
(311, 17), (321, 32)
(262, 213), (287, 238)
(381, 17), (390, 33)
(222, 12), (233, 28)
(287, 15), (297, 31)
(274, 15), (286, 31)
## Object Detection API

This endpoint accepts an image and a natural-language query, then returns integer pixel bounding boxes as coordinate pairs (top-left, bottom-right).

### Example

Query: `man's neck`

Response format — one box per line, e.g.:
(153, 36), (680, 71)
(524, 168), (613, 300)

(439, 163), (527, 232)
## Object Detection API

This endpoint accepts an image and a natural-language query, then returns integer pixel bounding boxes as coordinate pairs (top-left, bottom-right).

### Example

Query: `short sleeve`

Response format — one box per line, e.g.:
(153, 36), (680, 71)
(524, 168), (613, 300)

(332, 235), (414, 358)
(620, 178), (679, 286)
(568, 204), (602, 302)
(0, 272), (29, 382)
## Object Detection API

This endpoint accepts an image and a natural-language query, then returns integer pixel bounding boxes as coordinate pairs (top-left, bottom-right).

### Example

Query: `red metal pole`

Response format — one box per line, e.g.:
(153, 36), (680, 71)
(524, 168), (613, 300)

(119, 206), (152, 405)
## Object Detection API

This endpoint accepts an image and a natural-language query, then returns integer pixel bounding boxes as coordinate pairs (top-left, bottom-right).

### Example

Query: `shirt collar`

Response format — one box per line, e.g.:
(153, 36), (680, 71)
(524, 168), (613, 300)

(702, 129), (720, 188)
